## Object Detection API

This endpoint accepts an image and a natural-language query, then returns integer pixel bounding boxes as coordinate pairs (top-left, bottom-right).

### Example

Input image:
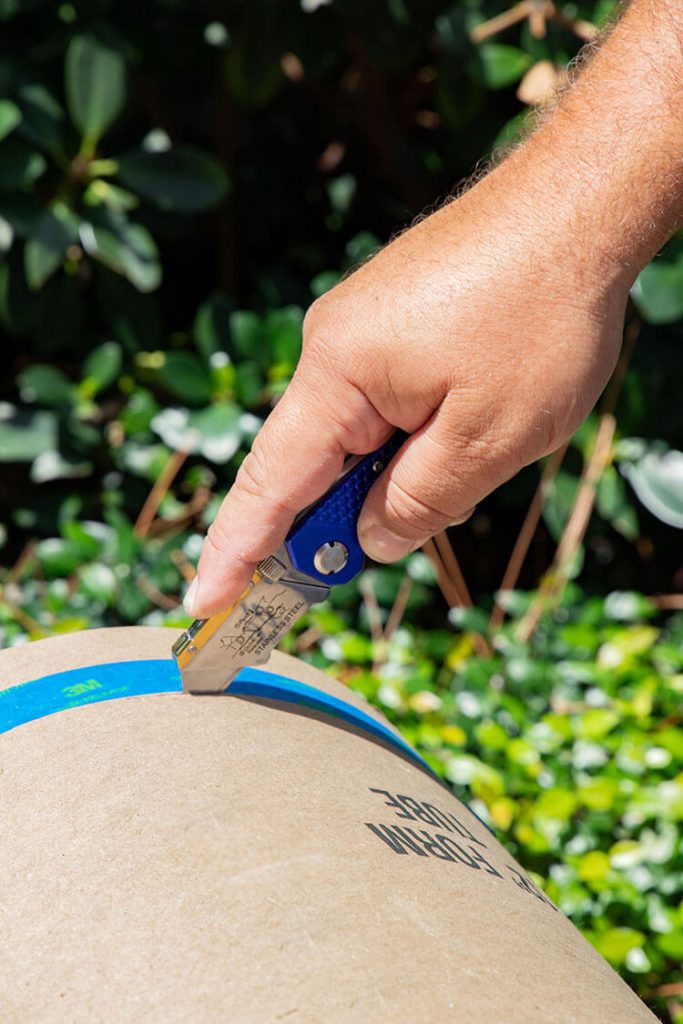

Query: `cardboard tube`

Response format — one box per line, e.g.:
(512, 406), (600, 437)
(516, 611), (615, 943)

(0, 627), (655, 1022)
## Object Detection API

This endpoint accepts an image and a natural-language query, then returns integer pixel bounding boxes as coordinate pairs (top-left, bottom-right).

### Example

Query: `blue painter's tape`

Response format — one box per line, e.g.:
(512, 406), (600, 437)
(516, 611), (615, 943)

(0, 658), (434, 775)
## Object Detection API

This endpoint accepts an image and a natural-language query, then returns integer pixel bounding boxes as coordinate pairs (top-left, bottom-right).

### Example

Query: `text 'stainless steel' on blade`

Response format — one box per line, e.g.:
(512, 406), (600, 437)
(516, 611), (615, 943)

(173, 431), (407, 694)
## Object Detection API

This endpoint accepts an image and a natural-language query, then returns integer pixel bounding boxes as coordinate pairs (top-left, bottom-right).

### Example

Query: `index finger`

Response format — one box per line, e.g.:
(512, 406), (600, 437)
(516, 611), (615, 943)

(185, 363), (389, 617)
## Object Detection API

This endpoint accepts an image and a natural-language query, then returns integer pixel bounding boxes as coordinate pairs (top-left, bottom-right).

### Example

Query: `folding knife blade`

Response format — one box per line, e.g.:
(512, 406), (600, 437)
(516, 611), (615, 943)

(173, 430), (408, 695)
(173, 552), (329, 694)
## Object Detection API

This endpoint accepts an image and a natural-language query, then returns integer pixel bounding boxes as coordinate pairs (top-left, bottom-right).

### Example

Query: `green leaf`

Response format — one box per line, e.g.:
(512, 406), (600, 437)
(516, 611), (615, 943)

(576, 708), (620, 740)
(632, 253), (683, 324)
(474, 720), (508, 751)
(596, 465), (638, 539)
(159, 351), (212, 404)
(116, 146), (229, 213)
(603, 591), (656, 622)
(656, 930), (683, 959)
(83, 179), (139, 212)
(79, 562), (117, 604)
(193, 293), (233, 361)
(478, 45), (532, 90)
(0, 139), (46, 190)
(445, 754), (505, 800)
(65, 33), (126, 145)
(263, 306), (303, 368)
(230, 310), (264, 360)
(592, 928), (645, 966)
(577, 850), (610, 882)
(119, 387), (159, 434)
(532, 788), (578, 822)
(31, 450), (92, 483)
(151, 402), (243, 463)
(24, 202), (79, 290)
(80, 209), (161, 293)
(310, 270), (341, 297)
(0, 213), (12, 253)
(0, 99), (21, 141)
(598, 625), (659, 668)
(543, 470), (579, 541)
(0, 403), (57, 461)
(15, 83), (64, 152)
(621, 446), (683, 528)
(36, 537), (84, 577)
(17, 363), (72, 405)
(82, 340), (122, 394)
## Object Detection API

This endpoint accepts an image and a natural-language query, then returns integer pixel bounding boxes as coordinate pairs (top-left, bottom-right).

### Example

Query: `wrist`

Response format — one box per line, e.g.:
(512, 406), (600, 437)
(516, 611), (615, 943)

(491, 0), (683, 290)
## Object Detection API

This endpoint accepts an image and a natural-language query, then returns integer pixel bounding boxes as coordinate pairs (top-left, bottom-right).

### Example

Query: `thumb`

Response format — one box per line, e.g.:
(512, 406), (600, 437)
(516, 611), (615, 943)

(357, 401), (493, 562)
(186, 361), (389, 617)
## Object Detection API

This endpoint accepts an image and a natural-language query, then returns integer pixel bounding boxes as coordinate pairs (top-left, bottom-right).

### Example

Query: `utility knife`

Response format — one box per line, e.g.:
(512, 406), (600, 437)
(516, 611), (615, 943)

(173, 431), (406, 694)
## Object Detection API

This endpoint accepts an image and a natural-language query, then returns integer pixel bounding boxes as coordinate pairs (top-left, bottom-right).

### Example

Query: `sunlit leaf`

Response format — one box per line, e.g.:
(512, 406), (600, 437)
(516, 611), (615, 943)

(621, 445), (683, 528)
(117, 146), (229, 213)
(80, 209), (161, 293)
(0, 99), (21, 141)
(65, 33), (126, 145)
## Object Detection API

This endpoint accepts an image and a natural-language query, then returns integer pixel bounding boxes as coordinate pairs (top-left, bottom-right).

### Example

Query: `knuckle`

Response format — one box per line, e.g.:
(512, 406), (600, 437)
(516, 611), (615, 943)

(384, 477), (453, 537)
(302, 297), (332, 351)
(234, 447), (299, 519)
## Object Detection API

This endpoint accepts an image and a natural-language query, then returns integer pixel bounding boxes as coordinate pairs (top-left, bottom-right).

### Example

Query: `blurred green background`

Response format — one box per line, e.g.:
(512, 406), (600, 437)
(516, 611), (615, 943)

(1, 0), (682, 1017)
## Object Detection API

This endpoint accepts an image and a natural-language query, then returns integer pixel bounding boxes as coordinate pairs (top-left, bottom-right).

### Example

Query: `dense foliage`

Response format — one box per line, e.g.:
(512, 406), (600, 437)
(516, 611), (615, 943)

(0, 1), (682, 1018)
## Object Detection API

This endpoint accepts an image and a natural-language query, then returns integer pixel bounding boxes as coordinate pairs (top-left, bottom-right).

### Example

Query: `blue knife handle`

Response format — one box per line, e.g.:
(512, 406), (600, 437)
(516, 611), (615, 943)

(285, 430), (408, 585)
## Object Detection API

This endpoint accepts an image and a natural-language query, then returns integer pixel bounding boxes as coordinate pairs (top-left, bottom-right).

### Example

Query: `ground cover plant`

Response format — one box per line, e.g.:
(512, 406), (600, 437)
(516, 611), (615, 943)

(0, 1), (682, 1018)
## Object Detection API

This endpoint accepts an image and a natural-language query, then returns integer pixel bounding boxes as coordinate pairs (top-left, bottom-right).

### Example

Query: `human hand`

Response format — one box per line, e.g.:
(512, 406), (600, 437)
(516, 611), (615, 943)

(184, 155), (630, 618)
(184, 0), (682, 619)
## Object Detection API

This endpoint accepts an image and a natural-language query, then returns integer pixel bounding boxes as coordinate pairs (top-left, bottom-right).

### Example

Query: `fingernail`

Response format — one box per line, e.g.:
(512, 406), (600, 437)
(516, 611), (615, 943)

(184, 575), (201, 616)
(360, 525), (418, 563)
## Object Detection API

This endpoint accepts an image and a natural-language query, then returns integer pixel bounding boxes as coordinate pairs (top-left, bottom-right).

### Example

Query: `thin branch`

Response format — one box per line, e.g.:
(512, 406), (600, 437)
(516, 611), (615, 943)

(423, 537), (492, 657)
(422, 537), (463, 609)
(296, 625), (324, 653)
(359, 575), (384, 647)
(0, 598), (44, 635)
(137, 575), (181, 611)
(384, 576), (413, 642)
(495, 311), (641, 640)
(134, 449), (189, 538)
(649, 594), (683, 611)
(470, 1), (532, 42)
(147, 486), (212, 538)
(516, 413), (616, 643)
(488, 442), (568, 634)
(170, 548), (197, 583)
(434, 530), (474, 607)
(6, 540), (37, 585)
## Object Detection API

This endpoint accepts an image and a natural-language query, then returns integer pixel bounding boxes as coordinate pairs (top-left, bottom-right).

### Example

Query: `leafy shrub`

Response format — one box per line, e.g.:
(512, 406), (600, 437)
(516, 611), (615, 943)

(1, 2), (682, 1019)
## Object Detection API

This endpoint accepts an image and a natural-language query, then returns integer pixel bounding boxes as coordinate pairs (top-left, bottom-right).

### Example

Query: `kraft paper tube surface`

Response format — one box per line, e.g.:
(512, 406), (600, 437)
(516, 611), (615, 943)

(0, 627), (656, 1023)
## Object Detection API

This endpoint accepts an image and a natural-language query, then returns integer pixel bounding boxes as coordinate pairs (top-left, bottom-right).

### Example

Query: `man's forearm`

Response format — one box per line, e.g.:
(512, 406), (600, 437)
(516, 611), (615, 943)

(190, 0), (681, 616)
(516, 0), (683, 284)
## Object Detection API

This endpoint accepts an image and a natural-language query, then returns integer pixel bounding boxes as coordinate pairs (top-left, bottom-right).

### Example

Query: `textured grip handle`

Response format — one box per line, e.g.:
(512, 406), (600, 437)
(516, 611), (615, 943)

(285, 430), (407, 585)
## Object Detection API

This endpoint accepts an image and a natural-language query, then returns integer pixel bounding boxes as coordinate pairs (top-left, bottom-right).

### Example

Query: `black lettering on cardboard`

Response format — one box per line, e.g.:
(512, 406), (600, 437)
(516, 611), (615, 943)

(506, 865), (557, 911)
(396, 795), (441, 828)
(467, 845), (502, 877)
(435, 835), (481, 869)
(443, 810), (488, 848)
(368, 788), (417, 821)
(407, 829), (455, 861)
(365, 823), (428, 856)
(421, 803), (458, 833)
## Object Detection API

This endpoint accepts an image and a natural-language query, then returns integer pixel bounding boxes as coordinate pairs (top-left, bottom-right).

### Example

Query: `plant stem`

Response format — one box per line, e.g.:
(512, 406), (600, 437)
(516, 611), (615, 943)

(488, 442), (568, 634)
(134, 448), (189, 538)
(516, 412), (616, 643)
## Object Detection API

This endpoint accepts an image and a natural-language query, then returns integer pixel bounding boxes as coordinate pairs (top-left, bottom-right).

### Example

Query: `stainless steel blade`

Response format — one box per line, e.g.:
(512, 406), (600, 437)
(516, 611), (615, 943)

(176, 573), (328, 694)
